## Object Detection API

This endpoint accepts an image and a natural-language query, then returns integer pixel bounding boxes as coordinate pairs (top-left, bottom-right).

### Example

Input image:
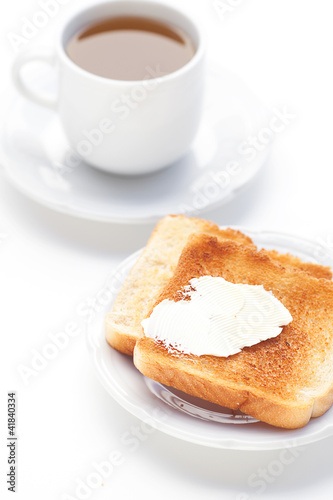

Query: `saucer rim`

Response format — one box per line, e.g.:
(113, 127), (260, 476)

(0, 61), (270, 224)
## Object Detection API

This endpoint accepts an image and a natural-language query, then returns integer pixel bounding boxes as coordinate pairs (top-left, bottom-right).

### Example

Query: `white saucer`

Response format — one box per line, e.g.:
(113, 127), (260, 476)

(86, 228), (333, 450)
(0, 62), (269, 224)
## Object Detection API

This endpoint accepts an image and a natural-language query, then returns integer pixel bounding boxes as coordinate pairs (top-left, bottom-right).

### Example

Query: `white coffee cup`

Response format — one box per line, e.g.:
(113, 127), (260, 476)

(12, 0), (205, 175)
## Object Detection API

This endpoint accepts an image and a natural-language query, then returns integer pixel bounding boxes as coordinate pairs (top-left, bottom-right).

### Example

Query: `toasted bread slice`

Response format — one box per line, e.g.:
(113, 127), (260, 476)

(105, 215), (254, 355)
(266, 249), (332, 280)
(106, 215), (332, 356)
(134, 234), (333, 429)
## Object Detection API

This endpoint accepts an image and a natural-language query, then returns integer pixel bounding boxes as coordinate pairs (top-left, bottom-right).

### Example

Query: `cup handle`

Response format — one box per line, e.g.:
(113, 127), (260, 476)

(12, 47), (58, 110)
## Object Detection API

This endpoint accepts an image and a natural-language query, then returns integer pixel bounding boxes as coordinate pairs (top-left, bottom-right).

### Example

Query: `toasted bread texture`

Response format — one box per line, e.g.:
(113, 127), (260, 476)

(134, 234), (333, 429)
(266, 249), (332, 280)
(106, 215), (332, 356)
(105, 215), (253, 355)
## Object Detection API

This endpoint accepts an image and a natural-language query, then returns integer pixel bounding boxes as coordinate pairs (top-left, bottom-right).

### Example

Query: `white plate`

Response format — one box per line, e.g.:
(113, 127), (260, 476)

(0, 62), (269, 224)
(86, 228), (333, 450)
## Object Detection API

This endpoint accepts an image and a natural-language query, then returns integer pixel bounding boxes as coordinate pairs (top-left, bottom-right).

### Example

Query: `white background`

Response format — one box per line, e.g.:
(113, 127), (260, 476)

(1, 0), (333, 499)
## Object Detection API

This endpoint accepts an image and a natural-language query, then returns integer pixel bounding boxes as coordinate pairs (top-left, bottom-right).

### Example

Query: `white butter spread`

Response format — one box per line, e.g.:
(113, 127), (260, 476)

(141, 276), (293, 357)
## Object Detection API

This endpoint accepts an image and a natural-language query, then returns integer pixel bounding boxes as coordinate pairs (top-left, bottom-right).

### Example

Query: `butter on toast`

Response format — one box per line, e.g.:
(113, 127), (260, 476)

(105, 215), (253, 355)
(134, 234), (333, 429)
(106, 215), (332, 356)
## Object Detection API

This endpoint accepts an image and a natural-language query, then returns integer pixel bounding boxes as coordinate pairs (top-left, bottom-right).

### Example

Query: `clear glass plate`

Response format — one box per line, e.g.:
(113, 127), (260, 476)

(86, 228), (333, 449)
